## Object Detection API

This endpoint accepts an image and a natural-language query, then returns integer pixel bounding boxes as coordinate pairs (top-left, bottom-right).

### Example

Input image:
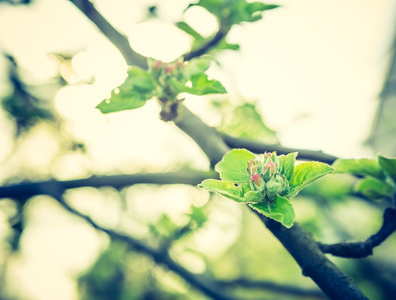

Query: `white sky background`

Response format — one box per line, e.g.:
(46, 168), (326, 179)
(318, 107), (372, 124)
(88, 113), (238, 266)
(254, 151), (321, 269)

(0, 0), (395, 299)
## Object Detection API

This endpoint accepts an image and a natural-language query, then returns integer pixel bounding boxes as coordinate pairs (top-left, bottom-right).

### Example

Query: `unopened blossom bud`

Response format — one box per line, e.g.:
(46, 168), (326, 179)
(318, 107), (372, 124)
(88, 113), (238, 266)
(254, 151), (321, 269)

(263, 161), (276, 181)
(164, 64), (177, 74)
(250, 174), (265, 191)
(265, 174), (283, 202)
(263, 152), (279, 169)
(153, 60), (163, 70)
(247, 158), (264, 175)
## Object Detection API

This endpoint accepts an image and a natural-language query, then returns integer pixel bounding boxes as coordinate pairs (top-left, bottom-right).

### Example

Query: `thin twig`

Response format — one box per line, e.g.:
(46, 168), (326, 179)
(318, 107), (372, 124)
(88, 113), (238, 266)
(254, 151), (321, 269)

(318, 208), (396, 258)
(0, 171), (216, 200)
(42, 186), (245, 300)
(183, 26), (229, 61)
(68, 0), (147, 68)
(223, 135), (338, 164)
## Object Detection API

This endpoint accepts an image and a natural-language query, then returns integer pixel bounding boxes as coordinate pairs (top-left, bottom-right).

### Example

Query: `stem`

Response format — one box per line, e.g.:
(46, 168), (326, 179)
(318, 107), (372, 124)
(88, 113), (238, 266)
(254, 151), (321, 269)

(68, 0), (147, 68)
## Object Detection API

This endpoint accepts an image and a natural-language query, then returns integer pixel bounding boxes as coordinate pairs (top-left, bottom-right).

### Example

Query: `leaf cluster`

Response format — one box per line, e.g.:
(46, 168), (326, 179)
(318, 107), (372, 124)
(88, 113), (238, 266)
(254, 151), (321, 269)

(200, 149), (334, 228)
(333, 156), (396, 201)
(96, 57), (226, 115)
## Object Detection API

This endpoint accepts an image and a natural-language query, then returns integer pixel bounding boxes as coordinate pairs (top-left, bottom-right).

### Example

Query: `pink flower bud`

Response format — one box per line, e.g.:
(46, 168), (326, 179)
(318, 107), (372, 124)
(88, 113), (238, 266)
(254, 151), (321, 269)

(250, 174), (265, 191)
(153, 60), (163, 70)
(263, 161), (276, 181)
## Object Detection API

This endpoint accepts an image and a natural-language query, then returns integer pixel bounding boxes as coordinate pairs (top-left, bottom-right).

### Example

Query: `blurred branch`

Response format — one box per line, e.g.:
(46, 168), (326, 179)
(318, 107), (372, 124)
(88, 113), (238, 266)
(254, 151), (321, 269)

(0, 171), (216, 199)
(183, 25), (230, 61)
(217, 278), (327, 299)
(68, 0), (148, 68)
(318, 208), (396, 258)
(40, 184), (245, 300)
(222, 135), (338, 164)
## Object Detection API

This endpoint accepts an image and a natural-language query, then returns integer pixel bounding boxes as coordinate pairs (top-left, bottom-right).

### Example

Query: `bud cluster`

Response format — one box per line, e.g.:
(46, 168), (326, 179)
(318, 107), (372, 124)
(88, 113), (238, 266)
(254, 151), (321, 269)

(150, 59), (186, 96)
(247, 152), (289, 203)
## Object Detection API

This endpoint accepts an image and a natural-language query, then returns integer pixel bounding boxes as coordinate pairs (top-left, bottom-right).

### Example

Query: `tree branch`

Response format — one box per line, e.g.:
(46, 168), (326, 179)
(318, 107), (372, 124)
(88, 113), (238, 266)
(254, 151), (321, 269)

(0, 171), (216, 199)
(38, 183), (245, 300)
(183, 26), (229, 61)
(68, 0), (147, 68)
(223, 135), (338, 164)
(318, 208), (396, 258)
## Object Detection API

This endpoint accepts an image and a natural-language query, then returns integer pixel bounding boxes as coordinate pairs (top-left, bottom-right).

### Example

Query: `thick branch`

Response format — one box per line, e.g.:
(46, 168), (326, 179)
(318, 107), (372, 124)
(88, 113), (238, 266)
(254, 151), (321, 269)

(68, 0), (147, 68)
(253, 211), (367, 299)
(174, 105), (230, 167)
(318, 208), (396, 258)
(223, 135), (338, 164)
(0, 171), (215, 199)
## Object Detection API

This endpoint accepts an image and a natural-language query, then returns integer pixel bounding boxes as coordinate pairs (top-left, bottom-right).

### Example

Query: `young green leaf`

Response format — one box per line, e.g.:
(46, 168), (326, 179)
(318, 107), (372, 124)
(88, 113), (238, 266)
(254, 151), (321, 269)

(279, 152), (298, 181)
(249, 195), (295, 228)
(354, 177), (393, 200)
(175, 21), (203, 40)
(378, 155), (396, 183)
(169, 74), (226, 96)
(186, 57), (212, 75)
(96, 67), (157, 114)
(332, 158), (384, 179)
(215, 149), (255, 183)
(199, 179), (262, 203)
(287, 162), (334, 199)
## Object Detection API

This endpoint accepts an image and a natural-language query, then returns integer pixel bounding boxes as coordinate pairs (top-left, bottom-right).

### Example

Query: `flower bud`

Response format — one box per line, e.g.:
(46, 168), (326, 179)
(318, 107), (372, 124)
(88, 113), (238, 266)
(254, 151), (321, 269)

(263, 161), (276, 181)
(247, 158), (264, 175)
(265, 174), (283, 202)
(250, 174), (265, 191)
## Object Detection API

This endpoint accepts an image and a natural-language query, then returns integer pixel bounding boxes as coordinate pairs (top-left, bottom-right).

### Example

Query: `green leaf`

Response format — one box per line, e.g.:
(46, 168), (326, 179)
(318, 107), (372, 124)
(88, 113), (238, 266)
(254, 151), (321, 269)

(249, 195), (295, 228)
(378, 155), (396, 183)
(96, 67), (157, 114)
(354, 177), (393, 200)
(215, 149), (255, 183)
(218, 103), (277, 144)
(186, 57), (212, 75)
(332, 158), (384, 179)
(169, 73), (227, 96)
(279, 152), (298, 181)
(176, 21), (203, 40)
(199, 179), (262, 203)
(287, 162), (334, 199)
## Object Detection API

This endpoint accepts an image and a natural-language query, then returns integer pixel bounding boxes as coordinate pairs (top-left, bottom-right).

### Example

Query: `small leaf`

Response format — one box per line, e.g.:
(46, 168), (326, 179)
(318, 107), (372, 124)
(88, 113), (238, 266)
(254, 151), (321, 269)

(279, 152), (298, 181)
(249, 195), (295, 228)
(287, 162), (334, 199)
(186, 57), (212, 75)
(218, 103), (277, 144)
(215, 149), (255, 183)
(332, 158), (384, 179)
(176, 21), (204, 40)
(378, 155), (396, 183)
(354, 177), (393, 200)
(199, 179), (261, 203)
(96, 67), (157, 114)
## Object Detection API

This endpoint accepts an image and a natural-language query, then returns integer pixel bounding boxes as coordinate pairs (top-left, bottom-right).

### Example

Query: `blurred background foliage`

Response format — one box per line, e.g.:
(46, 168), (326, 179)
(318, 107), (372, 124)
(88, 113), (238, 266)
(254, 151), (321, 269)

(0, 0), (395, 299)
